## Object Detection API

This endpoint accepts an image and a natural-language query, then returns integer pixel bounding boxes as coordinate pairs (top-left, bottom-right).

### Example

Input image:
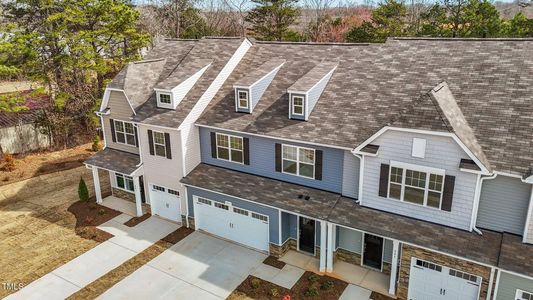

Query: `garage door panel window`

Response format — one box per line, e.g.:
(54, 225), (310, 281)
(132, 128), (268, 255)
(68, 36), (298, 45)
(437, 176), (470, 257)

(233, 207), (248, 216)
(152, 185), (165, 192)
(168, 189), (179, 196)
(415, 259), (442, 272)
(388, 163), (444, 209)
(517, 290), (533, 300)
(216, 133), (243, 164)
(198, 198), (212, 205)
(214, 202), (229, 210)
(115, 173), (134, 192)
(449, 269), (478, 283)
(252, 212), (268, 222)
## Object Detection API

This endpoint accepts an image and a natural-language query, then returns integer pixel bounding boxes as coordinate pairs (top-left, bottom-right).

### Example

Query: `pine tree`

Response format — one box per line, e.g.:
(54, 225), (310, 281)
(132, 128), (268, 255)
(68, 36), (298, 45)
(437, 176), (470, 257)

(246, 0), (300, 41)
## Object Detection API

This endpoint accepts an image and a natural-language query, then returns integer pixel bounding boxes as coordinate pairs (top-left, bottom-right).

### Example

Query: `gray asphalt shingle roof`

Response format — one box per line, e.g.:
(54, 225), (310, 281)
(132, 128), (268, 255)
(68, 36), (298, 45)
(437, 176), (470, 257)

(288, 61), (337, 92)
(197, 38), (533, 177)
(84, 148), (140, 175)
(234, 59), (286, 87)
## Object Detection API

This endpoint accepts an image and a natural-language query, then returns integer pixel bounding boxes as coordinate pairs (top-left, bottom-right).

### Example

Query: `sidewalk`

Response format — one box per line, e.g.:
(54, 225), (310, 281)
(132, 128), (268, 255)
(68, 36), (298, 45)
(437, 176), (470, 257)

(6, 215), (179, 300)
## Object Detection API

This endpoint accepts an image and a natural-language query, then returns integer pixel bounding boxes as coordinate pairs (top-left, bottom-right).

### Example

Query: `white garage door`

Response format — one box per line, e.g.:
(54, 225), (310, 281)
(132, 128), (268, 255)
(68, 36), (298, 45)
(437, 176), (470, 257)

(194, 197), (270, 252)
(408, 258), (480, 300)
(149, 184), (181, 222)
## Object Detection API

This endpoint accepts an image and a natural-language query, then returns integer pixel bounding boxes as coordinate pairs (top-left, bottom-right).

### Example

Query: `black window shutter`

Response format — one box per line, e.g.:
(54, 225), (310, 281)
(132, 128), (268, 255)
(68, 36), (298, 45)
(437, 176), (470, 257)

(134, 126), (139, 147)
(243, 137), (250, 165)
(315, 150), (323, 180)
(275, 143), (282, 172)
(147, 129), (154, 155)
(441, 175), (455, 212)
(379, 164), (390, 197)
(210, 132), (217, 158)
(109, 119), (116, 142)
(164, 132), (172, 159)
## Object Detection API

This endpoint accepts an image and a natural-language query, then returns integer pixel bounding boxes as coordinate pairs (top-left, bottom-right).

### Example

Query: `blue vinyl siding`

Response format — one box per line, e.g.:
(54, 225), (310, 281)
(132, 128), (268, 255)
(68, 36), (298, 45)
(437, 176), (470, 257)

(200, 127), (344, 193)
(186, 186), (280, 244)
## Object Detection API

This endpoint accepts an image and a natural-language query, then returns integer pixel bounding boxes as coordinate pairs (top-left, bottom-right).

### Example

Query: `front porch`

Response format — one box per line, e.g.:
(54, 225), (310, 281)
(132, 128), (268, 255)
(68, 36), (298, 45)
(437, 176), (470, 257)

(100, 195), (149, 217)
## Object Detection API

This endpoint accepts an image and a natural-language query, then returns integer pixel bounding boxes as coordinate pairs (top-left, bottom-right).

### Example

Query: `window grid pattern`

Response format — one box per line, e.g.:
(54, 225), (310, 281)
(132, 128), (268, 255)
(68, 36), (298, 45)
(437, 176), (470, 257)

(214, 202), (229, 210)
(389, 165), (444, 209)
(216, 133), (243, 163)
(415, 259), (442, 272)
(153, 185), (165, 192)
(292, 96), (304, 115)
(168, 189), (179, 196)
(519, 291), (533, 300)
(233, 207), (248, 216)
(159, 93), (171, 104)
(252, 212), (268, 222)
(114, 120), (136, 146)
(152, 131), (167, 157)
(238, 91), (248, 109)
(282, 145), (315, 179)
(116, 173), (134, 192)
(198, 198), (212, 205)
(449, 269), (478, 283)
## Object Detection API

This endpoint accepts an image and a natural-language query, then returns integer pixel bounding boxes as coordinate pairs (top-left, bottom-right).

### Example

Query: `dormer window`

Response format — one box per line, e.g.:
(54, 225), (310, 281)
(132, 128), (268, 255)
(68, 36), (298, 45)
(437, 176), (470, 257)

(237, 90), (249, 109)
(292, 95), (305, 116)
(159, 93), (171, 105)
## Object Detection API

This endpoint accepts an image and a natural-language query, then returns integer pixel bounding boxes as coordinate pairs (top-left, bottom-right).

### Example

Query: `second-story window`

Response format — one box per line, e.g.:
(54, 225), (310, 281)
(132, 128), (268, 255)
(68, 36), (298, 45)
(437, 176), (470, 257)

(114, 120), (136, 146)
(216, 133), (243, 164)
(237, 90), (249, 109)
(388, 163), (444, 209)
(292, 95), (304, 116)
(152, 131), (167, 157)
(159, 93), (171, 104)
(282, 144), (315, 179)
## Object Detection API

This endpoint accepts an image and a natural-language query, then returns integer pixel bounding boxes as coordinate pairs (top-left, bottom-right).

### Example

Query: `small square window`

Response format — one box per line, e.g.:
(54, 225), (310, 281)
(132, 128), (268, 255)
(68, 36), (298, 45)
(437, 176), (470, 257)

(159, 93), (171, 104)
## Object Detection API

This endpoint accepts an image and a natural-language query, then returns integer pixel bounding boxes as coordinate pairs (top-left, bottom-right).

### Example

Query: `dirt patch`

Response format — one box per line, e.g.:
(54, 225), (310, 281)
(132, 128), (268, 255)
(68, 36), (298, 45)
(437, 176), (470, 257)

(230, 276), (292, 300)
(263, 256), (286, 269)
(370, 291), (396, 300)
(124, 213), (151, 227)
(0, 143), (94, 186)
(67, 227), (192, 300)
(67, 199), (121, 242)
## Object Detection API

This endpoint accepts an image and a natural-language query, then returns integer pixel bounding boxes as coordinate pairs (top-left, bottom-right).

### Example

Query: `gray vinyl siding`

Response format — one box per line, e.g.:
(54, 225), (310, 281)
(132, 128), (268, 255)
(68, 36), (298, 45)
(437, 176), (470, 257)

(342, 151), (360, 198)
(527, 206), (533, 243)
(200, 127), (344, 193)
(495, 271), (533, 300)
(139, 124), (183, 206)
(235, 88), (250, 113)
(250, 68), (278, 111)
(336, 227), (393, 263)
(289, 93), (306, 120)
(362, 130), (478, 231)
(477, 175), (531, 235)
(383, 238), (393, 263)
(186, 186), (280, 244)
(306, 70), (333, 115)
(103, 90), (138, 154)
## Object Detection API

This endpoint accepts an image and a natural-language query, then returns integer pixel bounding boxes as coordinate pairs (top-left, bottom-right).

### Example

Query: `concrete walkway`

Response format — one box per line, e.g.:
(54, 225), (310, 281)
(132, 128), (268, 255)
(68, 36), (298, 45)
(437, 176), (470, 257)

(7, 215), (179, 300)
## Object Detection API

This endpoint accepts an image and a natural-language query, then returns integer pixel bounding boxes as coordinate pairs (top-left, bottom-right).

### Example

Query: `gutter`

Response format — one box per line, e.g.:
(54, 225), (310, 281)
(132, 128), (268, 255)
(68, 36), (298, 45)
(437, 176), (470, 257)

(472, 173), (497, 235)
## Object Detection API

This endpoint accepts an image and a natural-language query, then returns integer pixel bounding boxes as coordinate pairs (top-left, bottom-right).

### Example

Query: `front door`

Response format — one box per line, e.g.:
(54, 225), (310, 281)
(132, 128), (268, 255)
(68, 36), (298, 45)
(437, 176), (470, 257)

(363, 234), (383, 270)
(139, 176), (146, 203)
(298, 217), (315, 255)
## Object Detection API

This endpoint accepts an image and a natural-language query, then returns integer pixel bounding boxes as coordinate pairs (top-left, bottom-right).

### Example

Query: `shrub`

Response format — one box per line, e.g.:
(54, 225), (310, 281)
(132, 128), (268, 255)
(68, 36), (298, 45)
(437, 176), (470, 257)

(98, 208), (106, 215)
(320, 280), (334, 290)
(250, 278), (261, 289)
(271, 288), (279, 297)
(308, 274), (319, 283)
(305, 286), (319, 297)
(91, 135), (101, 152)
(78, 177), (89, 202)
(3, 154), (15, 172)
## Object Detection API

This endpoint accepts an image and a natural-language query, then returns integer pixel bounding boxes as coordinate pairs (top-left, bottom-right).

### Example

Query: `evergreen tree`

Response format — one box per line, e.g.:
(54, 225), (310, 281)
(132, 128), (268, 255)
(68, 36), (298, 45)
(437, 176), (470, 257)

(78, 177), (89, 202)
(246, 0), (300, 41)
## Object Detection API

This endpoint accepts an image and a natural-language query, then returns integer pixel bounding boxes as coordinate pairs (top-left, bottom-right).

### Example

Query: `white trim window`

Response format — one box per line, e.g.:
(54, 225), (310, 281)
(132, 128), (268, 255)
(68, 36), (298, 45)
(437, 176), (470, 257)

(517, 290), (533, 300)
(158, 93), (172, 105)
(237, 90), (249, 109)
(115, 173), (134, 192)
(114, 120), (136, 146)
(282, 144), (315, 179)
(292, 95), (304, 116)
(216, 133), (243, 164)
(152, 131), (167, 157)
(388, 161), (444, 209)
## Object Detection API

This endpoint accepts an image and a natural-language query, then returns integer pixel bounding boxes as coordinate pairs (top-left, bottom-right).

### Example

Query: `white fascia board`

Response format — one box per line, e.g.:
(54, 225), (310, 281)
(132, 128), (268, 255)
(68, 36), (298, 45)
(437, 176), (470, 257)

(522, 185), (533, 243)
(170, 63), (212, 94)
(154, 88), (172, 93)
(307, 65), (337, 94)
(353, 126), (490, 174)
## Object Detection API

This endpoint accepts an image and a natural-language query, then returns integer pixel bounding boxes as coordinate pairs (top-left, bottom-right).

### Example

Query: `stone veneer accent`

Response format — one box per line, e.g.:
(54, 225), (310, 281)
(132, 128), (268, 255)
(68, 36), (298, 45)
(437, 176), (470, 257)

(112, 187), (136, 202)
(270, 239), (297, 257)
(397, 244), (491, 300)
(334, 248), (391, 275)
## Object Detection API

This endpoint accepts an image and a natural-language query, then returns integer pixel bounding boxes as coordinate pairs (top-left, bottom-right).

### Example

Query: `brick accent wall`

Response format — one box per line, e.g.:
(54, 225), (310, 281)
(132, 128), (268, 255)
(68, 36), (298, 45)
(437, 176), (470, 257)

(112, 188), (136, 202)
(397, 244), (491, 300)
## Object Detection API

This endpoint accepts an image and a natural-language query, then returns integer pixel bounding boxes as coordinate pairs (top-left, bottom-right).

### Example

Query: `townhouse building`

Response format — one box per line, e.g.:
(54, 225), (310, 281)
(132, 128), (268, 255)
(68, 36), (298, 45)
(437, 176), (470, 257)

(85, 36), (533, 300)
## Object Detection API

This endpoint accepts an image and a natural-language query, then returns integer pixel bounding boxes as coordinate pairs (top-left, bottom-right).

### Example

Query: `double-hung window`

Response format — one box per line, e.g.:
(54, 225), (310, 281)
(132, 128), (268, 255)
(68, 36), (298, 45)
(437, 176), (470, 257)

(388, 162), (444, 209)
(282, 144), (315, 179)
(237, 90), (249, 109)
(292, 95), (304, 116)
(152, 131), (167, 157)
(216, 133), (243, 163)
(114, 120), (136, 146)
(517, 290), (533, 300)
(115, 173), (134, 192)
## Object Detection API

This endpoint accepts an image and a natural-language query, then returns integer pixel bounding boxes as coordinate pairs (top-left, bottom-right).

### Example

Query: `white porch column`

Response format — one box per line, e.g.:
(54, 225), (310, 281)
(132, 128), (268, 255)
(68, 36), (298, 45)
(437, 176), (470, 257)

(91, 166), (102, 204)
(326, 222), (334, 272)
(133, 176), (143, 217)
(319, 220), (327, 272)
(389, 240), (401, 295)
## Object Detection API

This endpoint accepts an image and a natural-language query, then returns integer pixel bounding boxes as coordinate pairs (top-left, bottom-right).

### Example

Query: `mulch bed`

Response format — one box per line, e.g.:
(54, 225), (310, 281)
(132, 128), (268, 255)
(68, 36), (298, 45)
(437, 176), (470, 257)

(231, 271), (348, 300)
(263, 256), (286, 269)
(124, 213), (151, 227)
(370, 291), (396, 300)
(67, 199), (121, 242)
(161, 227), (194, 244)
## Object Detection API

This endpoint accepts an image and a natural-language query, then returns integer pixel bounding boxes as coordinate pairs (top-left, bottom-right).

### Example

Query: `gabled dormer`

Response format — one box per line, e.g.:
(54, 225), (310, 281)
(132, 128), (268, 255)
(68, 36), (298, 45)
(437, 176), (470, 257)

(154, 59), (212, 109)
(287, 62), (337, 121)
(233, 59), (285, 113)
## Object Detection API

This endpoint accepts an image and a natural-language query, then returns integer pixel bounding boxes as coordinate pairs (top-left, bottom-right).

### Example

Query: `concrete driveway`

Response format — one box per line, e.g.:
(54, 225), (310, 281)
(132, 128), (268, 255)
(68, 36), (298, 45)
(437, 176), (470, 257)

(98, 232), (268, 300)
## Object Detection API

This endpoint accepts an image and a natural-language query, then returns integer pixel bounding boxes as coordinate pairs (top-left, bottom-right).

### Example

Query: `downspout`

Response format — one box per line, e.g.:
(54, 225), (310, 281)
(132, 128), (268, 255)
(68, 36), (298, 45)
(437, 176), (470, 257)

(133, 123), (143, 168)
(486, 267), (496, 300)
(472, 173), (497, 235)
(351, 151), (364, 204)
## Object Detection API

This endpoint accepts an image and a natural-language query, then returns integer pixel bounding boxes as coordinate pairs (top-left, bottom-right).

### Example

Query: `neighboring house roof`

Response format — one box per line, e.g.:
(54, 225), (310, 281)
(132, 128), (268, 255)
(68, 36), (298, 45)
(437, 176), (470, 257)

(182, 163), (532, 274)
(197, 38), (533, 177)
(0, 111), (40, 128)
(84, 148), (140, 175)
(131, 37), (245, 127)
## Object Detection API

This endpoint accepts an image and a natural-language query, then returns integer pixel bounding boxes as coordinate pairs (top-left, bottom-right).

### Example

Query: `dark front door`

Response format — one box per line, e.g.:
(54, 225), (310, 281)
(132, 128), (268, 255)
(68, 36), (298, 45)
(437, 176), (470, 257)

(298, 217), (315, 255)
(139, 176), (146, 203)
(363, 234), (383, 270)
